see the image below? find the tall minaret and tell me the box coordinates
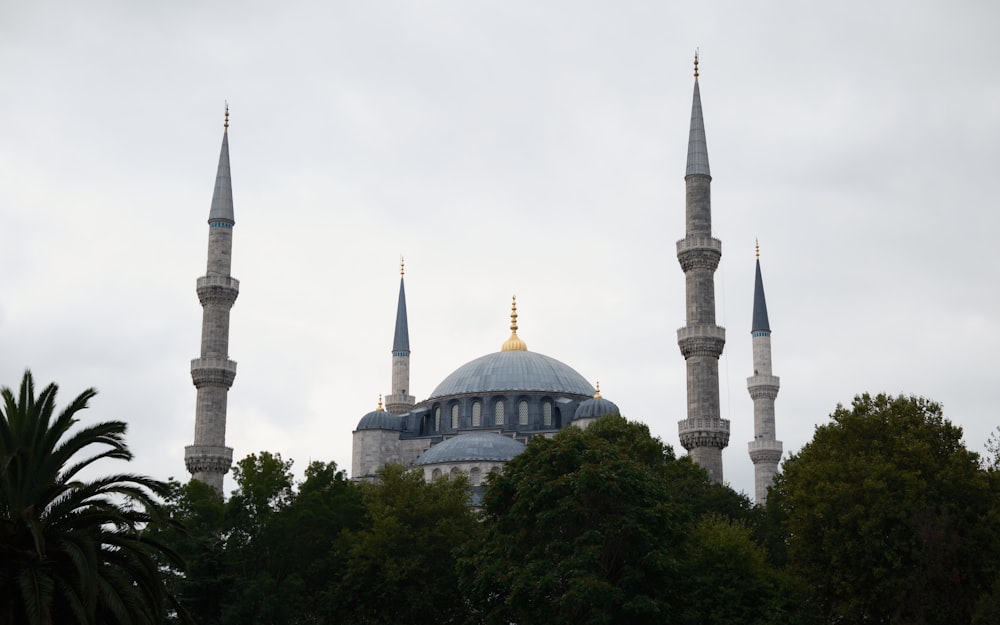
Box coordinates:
[676,54,730,483]
[185,106,238,493]
[747,242,782,504]
[385,257,415,415]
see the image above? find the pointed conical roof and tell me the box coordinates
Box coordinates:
[752,258,771,333]
[686,73,711,178]
[208,115,235,224]
[392,272,410,353]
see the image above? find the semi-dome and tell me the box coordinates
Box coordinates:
[428,350,595,399]
[415,432,526,465]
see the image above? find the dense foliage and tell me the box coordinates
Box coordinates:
[769,393,1000,625]
[10,371,996,624]
[459,416,790,625]
[0,371,182,625]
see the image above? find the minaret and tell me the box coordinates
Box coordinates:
[185,105,238,493]
[676,53,730,482]
[385,257,415,414]
[747,242,782,504]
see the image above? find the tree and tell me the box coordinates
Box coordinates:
[156,455,364,625]
[0,370,183,625]
[460,415,775,625]
[335,464,480,625]
[770,393,998,624]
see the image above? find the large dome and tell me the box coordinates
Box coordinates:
[427,350,595,399]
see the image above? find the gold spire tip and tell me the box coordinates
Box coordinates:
[755,239,760,260]
[224,101,229,130]
[400,256,405,276]
[694,48,699,78]
[377,394,384,411]
[501,295,527,351]
[594,381,602,398]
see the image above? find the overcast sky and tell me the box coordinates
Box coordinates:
[2,1,998,498]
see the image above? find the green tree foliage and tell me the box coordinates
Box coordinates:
[0,371,183,625]
[158,454,364,625]
[461,415,785,625]
[770,393,998,624]
[335,464,481,625]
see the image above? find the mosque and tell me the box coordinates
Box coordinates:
[183,58,784,505]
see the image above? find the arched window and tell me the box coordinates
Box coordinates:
[469,467,482,486]
[434,407,441,431]
[451,404,459,429]
[543,401,552,427]
[472,401,482,426]
[450,467,461,479]
[518,400,529,425]
[489,466,501,474]
[494,400,505,425]
[431,468,442,480]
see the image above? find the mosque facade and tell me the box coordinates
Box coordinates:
[185,61,783,503]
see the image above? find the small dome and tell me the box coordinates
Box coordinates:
[573,396,620,421]
[355,410,404,431]
[415,432,525,465]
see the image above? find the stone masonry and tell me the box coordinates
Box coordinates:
[677,59,730,483]
[185,111,237,492]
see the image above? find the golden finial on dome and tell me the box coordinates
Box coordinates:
[594,382,602,399]
[377,394,384,411]
[755,238,760,260]
[694,49,699,79]
[400,255,405,276]
[224,101,229,130]
[501,295,528,351]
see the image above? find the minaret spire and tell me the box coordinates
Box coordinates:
[386,257,415,414]
[747,243,782,504]
[186,106,239,492]
[676,58,730,482]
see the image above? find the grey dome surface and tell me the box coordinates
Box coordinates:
[355,410,404,431]
[428,350,594,399]
[415,432,526,465]
[573,396,621,421]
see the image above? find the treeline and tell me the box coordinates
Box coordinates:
[4,371,999,625]
[156,394,1000,625]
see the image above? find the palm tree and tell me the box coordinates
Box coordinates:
[0,370,184,625]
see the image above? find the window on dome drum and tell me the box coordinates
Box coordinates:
[469,467,482,486]
[543,401,552,426]
[494,400,505,425]
[472,401,482,426]
[450,467,461,479]
[518,400,528,425]
[434,407,441,431]
[451,404,459,429]
[432,468,442,480]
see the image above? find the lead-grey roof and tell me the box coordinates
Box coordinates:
[208,130,235,224]
[427,350,595,399]
[415,432,525,465]
[573,396,621,421]
[752,258,771,333]
[686,78,711,178]
[392,276,409,352]
[355,410,404,431]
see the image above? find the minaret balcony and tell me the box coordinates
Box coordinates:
[678,417,731,450]
[676,325,726,359]
[676,236,722,255]
[190,358,238,388]
[747,375,781,389]
[748,439,783,464]
[197,275,240,290]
